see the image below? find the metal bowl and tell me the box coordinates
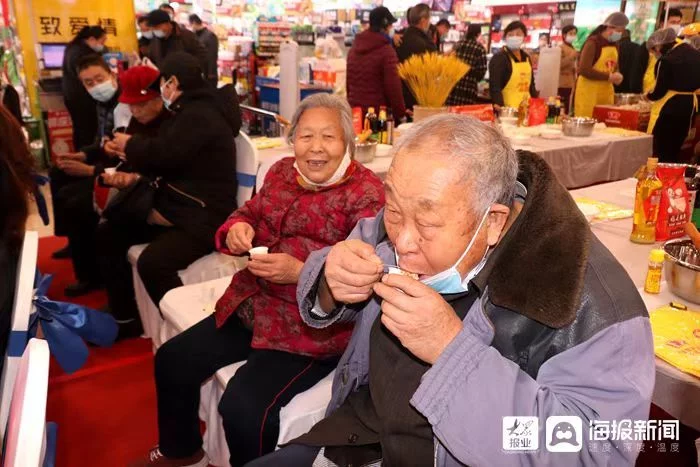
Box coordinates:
[614,93,642,106]
[500,107,518,118]
[354,140,378,164]
[663,239,700,304]
[561,117,596,137]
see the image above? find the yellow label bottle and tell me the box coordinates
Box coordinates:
[631,157,663,244]
[644,249,665,294]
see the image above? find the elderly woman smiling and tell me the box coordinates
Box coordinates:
[131,93,385,467]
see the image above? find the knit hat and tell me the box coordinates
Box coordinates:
[118,66,161,104]
[159,51,205,90]
[147,9,170,27]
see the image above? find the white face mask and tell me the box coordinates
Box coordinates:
[90,43,105,53]
[565,34,576,44]
[506,36,524,50]
[153,29,166,39]
[160,78,175,110]
[293,149,352,188]
[142,30,154,40]
[670,24,682,34]
[417,209,490,294]
[88,80,117,103]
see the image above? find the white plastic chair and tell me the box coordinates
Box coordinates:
[0,230,39,441]
[2,338,50,467]
[128,133,258,348]
[160,278,334,467]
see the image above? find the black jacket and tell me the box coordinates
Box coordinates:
[396,27,437,109]
[124,84,241,245]
[615,37,644,93]
[648,43,700,118]
[61,41,97,110]
[488,47,538,107]
[195,28,219,80]
[147,23,208,76]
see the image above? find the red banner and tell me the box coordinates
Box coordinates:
[46,110,74,162]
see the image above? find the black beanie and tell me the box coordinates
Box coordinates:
[159,52,205,91]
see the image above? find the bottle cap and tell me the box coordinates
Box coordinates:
[649,249,666,263]
[647,157,659,169]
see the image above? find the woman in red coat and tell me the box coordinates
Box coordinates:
[133,94,385,467]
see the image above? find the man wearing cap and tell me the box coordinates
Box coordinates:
[146,9,207,76]
[644,27,700,163]
[346,6,406,121]
[99,52,241,339]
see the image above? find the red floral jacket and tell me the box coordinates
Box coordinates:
[214,157,385,358]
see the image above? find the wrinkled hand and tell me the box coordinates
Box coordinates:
[324,240,383,304]
[373,273,463,365]
[111,133,132,152]
[58,151,87,162]
[225,222,255,254]
[247,253,303,284]
[102,171,140,189]
[104,139,126,159]
[609,72,624,86]
[56,159,94,177]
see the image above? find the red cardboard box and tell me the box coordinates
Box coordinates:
[448,104,495,122]
[592,105,650,132]
[46,110,74,163]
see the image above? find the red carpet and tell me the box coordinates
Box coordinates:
[40,236,158,466]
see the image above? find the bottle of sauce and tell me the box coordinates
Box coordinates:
[631,157,663,244]
[517,95,529,127]
[643,249,665,294]
[385,108,394,145]
[364,107,377,135]
[378,106,387,144]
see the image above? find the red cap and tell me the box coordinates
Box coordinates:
[118,66,160,104]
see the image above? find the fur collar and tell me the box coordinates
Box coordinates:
[486,150,591,328]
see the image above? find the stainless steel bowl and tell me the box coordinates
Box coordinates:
[500,107,518,118]
[561,117,596,137]
[354,140,378,164]
[614,93,643,106]
[663,239,700,304]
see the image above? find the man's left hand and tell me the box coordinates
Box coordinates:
[56,159,95,177]
[247,253,304,285]
[373,273,463,365]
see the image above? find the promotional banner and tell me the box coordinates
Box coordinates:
[31,0,137,52]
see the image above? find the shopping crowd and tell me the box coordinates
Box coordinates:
[6,2,700,466]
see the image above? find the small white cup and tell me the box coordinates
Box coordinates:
[104,167,117,175]
[249,246,269,256]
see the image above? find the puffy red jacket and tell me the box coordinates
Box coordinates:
[213,157,385,358]
[346,30,406,120]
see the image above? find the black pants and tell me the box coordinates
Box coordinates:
[95,221,212,323]
[155,314,337,466]
[244,444,320,466]
[64,97,97,151]
[653,105,696,164]
[50,166,93,237]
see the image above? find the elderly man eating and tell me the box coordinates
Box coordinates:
[247,114,655,467]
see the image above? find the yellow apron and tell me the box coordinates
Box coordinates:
[501,49,532,109]
[647,41,700,134]
[642,52,658,94]
[574,44,618,117]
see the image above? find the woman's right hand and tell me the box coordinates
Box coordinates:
[104,140,126,159]
[608,72,624,86]
[226,222,255,255]
[102,172,140,189]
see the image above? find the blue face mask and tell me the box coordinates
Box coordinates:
[417,209,490,294]
[506,36,524,50]
[608,31,622,42]
[386,27,395,39]
[160,79,174,110]
[88,80,117,103]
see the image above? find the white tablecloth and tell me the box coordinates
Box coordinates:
[254,130,652,191]
[571,179,700,431]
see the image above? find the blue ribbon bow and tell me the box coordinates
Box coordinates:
[29,272,118,374]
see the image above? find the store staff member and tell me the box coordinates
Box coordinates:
[642,9,684,94]
[488,21,537,111]
[644,28,700,163]
[573,12,628,118]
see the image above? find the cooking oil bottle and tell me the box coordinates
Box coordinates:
[631,157,663,244]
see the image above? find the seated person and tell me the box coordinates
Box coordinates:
[130,93,385,467]
[50,54,123,297]
[249,114,655,467]
[101,52,240,339]
[97,65,171,208]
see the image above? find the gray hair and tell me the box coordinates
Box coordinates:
[409,3,431,26]
[392,114,519,212]
[286,93,356,156]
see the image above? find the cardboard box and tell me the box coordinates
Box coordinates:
[593,105,650,132]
